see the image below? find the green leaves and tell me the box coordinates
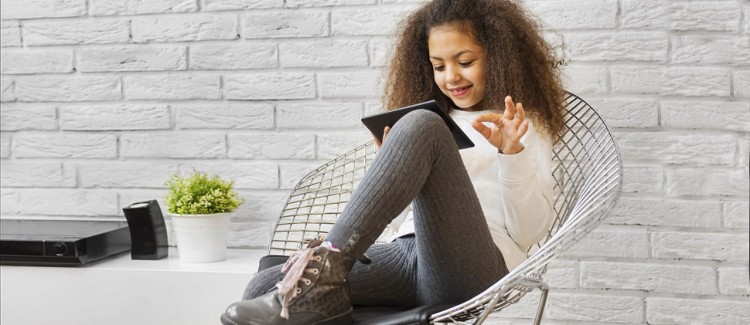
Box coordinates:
[164,171,244,215]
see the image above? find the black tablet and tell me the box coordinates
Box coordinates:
[361,100,475,150]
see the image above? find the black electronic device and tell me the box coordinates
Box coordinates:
[122,200,169,260]
[0,219,130,266]
[361,100,475,150]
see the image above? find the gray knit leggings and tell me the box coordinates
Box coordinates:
[243,110,508,307]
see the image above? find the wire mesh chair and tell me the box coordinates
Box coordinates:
[266,92,622,324]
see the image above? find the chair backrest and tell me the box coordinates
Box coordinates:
[267,92,622,323]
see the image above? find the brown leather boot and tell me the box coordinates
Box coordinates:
[220,245,354,325]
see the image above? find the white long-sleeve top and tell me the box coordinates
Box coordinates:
[381,109,556,271]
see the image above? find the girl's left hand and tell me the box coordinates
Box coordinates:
[471,95,529,155]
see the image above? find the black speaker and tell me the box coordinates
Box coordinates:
[123,200,169,260]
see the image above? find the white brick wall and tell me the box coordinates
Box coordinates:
[0,0,747,323]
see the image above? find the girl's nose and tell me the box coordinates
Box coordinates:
[446,67,461,84]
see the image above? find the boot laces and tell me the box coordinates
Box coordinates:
[276,242,340,319]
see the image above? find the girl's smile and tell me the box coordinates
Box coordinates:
[428,23,487,111]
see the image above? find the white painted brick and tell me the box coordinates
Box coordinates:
[545,260,578,289]
[610,66,730,96]
[132,14,237,43]
[0,48,74,74]
[331,6,416,36]
[734,70,750,98]
[561,228,649,259]
[581,261,717,295]
[370,38,394,67]
[176,102,274,129]
[647,297,750,325]
[652,231,749,262]
[364,101,382,116]
[0,0,85,19]
[77,45,186,72]
[78,161,179,188]
[279,162,320,189]
[724,201,749,229]
[500,292,644,323]
[526,0,618,30]
[0,104,57,131]
[13,134,117,158]
[622,165,663,194]
[611,66,731,97]
[585,99,658,128]
[718,267,750,295]
[280,40,368,68]
[1,135,10,158]
[0,161,75,187]
[10,189,118,216]
[672,35,750,65]
[234,190,289,222]
[562,65,607,94]
[121,133,225,158]
[319,71,382,98]
[124,75,220,100]
[565,32,667,62]
[22,18,129,46]
[277,102,362,129]
[228,133,315,159]
[225,73,315,100]
[666,168,749,197]
[241,11,329,39]
[0,77,14,102]
[614,131,736,166]
[317,132,370,159]
[228,221,272,248]
[610,197,721,228]
[89,0,198,16]
[205,0,283,11]
[15,76,121,102]
[60,104,171,131]
[1,189,21,214]
[662,101,750,132]
[745,5,750,33]
[669,1,742,32]
[190,42,277,70]
[286,0,375,7]
[620,0,669,29]
[178,161,278,190]
[0,21,21,47]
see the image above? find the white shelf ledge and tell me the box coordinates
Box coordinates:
[0,248,266,325]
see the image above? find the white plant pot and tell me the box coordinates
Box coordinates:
[169,212,231,263]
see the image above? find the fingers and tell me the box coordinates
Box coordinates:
[504,96,516,120]
[471,119,492,139]
[373,126,390,149]
[516,120,529,140]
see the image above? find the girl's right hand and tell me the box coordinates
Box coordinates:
[373,126,390,149]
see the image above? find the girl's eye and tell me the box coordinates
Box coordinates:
[459,61,474,67]
[433,66,445,72]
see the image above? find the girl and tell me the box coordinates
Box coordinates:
[222,0,565,324]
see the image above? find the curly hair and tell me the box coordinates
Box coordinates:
[383,0,566,139]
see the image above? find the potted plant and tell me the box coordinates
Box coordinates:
[164,171,243,263]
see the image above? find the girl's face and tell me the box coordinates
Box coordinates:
[428,24,486,111]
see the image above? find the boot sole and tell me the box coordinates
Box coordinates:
[313,308,352,325]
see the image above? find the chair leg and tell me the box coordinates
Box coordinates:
[533,287,549,325]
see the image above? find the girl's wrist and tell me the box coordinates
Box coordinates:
[499,143,524,155]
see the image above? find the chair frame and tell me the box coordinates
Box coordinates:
[267,92,622,324]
